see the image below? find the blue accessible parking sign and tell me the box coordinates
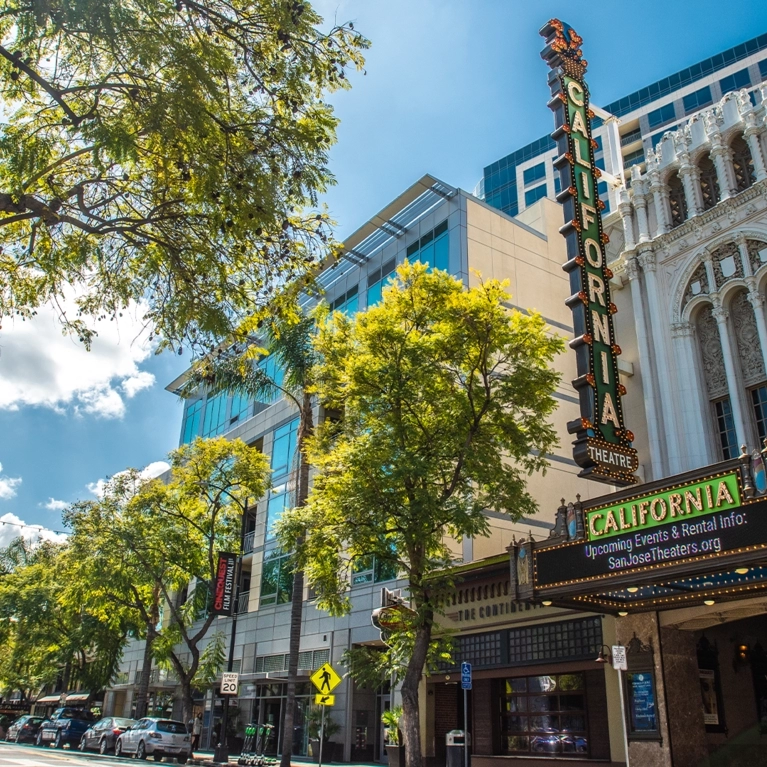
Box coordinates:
[461,661,472,690]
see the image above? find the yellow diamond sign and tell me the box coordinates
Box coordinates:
[310,662,341,694]
[314,693,335,706]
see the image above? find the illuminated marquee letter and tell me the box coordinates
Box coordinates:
[541,19,637,486]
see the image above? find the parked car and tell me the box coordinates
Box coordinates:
[36,707,97,748]
[115,717,191,763]
[5,715,44,743]
[78,716,136,754]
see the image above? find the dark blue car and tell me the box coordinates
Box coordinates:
[36,707,97,749]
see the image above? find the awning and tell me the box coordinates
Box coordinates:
[65,693,90,703]
[35,695,62,704]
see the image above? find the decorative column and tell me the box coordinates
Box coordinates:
[638,245,682,474]
[618,187,636,251]
[625,255,665,477]
[670,321,713,469]
[632,178,651,243]
[707,123,738,200]
[711,297,748,447]
[675,132,704,217]
[743,116,767,183]
[649,171,671,235]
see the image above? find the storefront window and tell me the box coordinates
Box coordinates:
[502,673,589,757]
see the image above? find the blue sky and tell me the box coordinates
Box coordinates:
[2,0,767,542]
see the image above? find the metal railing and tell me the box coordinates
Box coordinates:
[243,531,256,554]
[236,591,251,615]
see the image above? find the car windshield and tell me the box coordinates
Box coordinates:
[156,720,186,734]
[114,718,135,727]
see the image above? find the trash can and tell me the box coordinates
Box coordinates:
[446,730,470,767]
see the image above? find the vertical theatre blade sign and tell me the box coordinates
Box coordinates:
[213,551,237,616]
[540,20,638,486]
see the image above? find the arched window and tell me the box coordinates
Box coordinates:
[695,305,737,459]
[667,172,687,227]
[698,154,720,210]
[731,135,756,192]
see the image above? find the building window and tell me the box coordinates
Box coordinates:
[258,353,284,404]
[683,86,713,115]
[760,59,767,80]
[352,554,397,585]
[623,148,645,169]
[331,284,359,316]
[667,173,688,227]
[730,136,756,192]
[597,181,610,214]
[620,127,643,147]
[271,418,299,479]
[367,258,396,307]
[523,162,546,186]
[714,398,738,459]
[502,673,588,757]
[266,483,289,540]
[260,550,293,606]
[698,156,720,210]
[202,394,228,437]
[647,103,676,131]
[719,68,751,96]
[524,184,547,207]
[752,385,767,442]
[229,392,251,425]
[182,399,203,444]
[406,220,449,272]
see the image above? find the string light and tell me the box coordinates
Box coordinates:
[0,519,68,536]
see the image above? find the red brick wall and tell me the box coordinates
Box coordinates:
[434,684,459,766]
[471,679,494,755]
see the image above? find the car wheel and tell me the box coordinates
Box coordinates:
[153,755,162,762]
[136,740,147,760]
[78,736,86,751]
[99,737,109,755]
[54,731,63,749]
[177,757,188,765]
[115,738,124,757]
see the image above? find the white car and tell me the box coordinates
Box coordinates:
[114,717,190,763]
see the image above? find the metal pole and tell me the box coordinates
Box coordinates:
[214,502,248,764]
[463,687,468,767]
[318,704,326,767]
[616,670,630,767]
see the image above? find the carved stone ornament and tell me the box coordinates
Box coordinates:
[747,239,767,275]
[731,291,765,386]
[696,304,729,399]
[683,262,710,310]
[516,544,530,586]
[712,242,744,284]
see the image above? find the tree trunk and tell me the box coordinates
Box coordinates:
[133,628,156,719]
[280,393,313,767]
[400,615,433,767]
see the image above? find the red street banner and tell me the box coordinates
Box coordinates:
[213,552,237,616]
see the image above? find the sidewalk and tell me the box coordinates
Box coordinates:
[189,755,379,767]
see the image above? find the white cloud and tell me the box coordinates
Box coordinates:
[0,290,156,419]
[0,512,67,548]
[43,498,68,511]
[87,460,171,499]
[0,463,22,500]
[122,370,156,398]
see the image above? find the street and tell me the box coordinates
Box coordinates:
[0,742,166,766]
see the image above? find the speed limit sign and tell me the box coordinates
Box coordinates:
[221,672,239,696]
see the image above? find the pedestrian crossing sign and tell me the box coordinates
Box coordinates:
[310,662,342,694]
[314,694,335,706]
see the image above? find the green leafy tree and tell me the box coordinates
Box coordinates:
[0,538,127,701]
[127,436,270,722]
[184,305,316,767]
[0,0,368,348]
[278,262,564,767]
[65,471,172,719]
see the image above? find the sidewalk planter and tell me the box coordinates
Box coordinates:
[385,744,403,767]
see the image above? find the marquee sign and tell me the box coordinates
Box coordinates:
[540,19,638,486]
[534,469,767,589]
